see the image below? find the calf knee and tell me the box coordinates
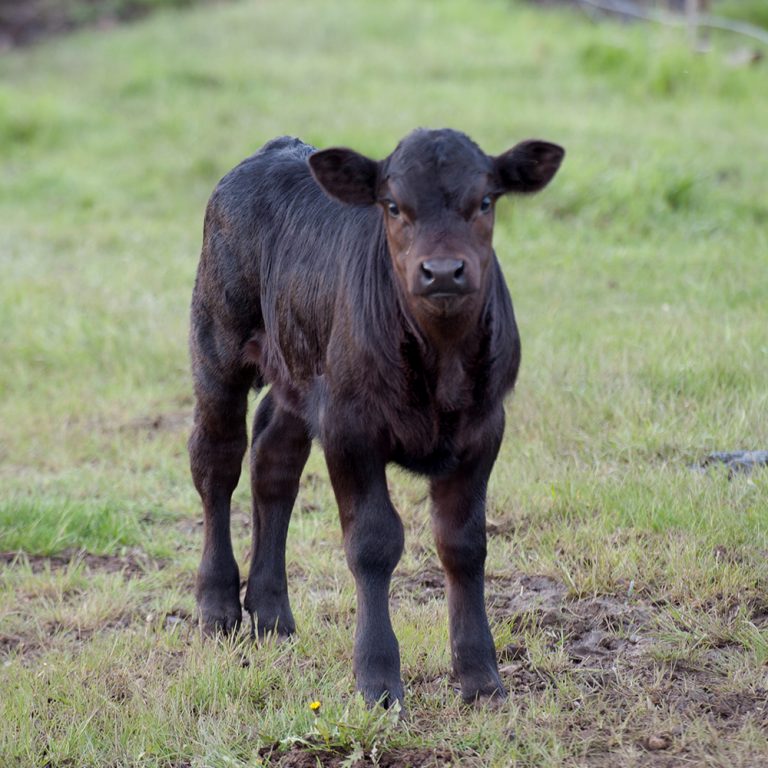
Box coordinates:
[189,426,247,497]
[252,453,301,504]
[434,520,486,579]
[252,437,310,505]
[345,508,404,580]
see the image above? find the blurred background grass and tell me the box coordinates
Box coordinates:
[1,0,766,551]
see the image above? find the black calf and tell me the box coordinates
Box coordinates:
[189,128,564,705]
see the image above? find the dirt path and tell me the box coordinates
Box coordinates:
[0,0,220,48]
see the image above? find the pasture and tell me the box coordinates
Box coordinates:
[1,0,767,765]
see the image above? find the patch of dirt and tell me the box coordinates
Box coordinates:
[118,410,192,435]
[1,606,194,660]
[488,572,568,619]
[391,564,768,744]
[0,613,137,659]
[1,550,185,660]
[0,0,224,49]
[0,547,165,577]
[463,568,768,763]
[497,586,650,666]
[395,566,650,670]
[750,603,768,628]
[392,565,654,700]
[0,633,34,656]
[573,659,768,766]
[391,564,445,605]
[485,515,528,539]
[636,660,768,727]
[260,744,474,768]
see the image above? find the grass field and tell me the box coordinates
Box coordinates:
[1,0,767,765]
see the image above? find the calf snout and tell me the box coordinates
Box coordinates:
[414,258,471,297]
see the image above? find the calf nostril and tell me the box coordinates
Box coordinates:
[416,259,468,295]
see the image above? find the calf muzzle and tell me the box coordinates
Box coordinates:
[414,258,473,297]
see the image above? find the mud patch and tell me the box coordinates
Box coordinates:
[636,660,768,727]
[1,606,194,661]
[0,0,225,48]
[391,564,445,605]
[259,744,474,767]
[477,570,768,761]
[118,410,192,436]
[0,614,137,659]
[577,661,768,765]
[0,633,33,656]
[1,550,177,660]
[496,586,649,665]
[489,573,650,664]
[488,573,567,619]
[395,567,650,664]
[392,565,654,700]
[0,547,165,577]
[490,575,653,699]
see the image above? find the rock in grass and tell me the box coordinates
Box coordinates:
[695,451,768,475]
[645,734,671,751]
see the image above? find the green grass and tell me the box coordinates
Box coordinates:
[1,0,767,765]
[0,496,145,554]
[717,0,768,30]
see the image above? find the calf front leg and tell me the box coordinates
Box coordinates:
[431,437,506,703]
[325,447,404,708]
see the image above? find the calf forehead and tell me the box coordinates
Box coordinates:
[385,129,492,209]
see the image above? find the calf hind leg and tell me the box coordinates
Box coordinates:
[189,371,251,635]
[244,392,311,638]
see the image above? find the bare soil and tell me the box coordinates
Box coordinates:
[0,0,219,48]
[259,744,473,768]
[0,547,165,576]
[392,562,768,763]
[0,549,179,658]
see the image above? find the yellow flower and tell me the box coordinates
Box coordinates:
[309,700,321,712]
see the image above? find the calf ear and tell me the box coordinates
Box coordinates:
[309,148,378,205]
[494,140,565,194]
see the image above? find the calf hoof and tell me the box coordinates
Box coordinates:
[357,677,405,710]
[244,585,296,640]
[460,674,507,706]
[247,610,296,641]
[463,686,507,709]
[198,592,242,635]
[196,569,242,635]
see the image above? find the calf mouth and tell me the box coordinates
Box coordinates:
[418,292,474,318]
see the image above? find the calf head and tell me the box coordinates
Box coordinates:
[309,128,564,338]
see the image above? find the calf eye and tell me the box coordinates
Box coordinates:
[480,195,492,214]
[387,201,400,218]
